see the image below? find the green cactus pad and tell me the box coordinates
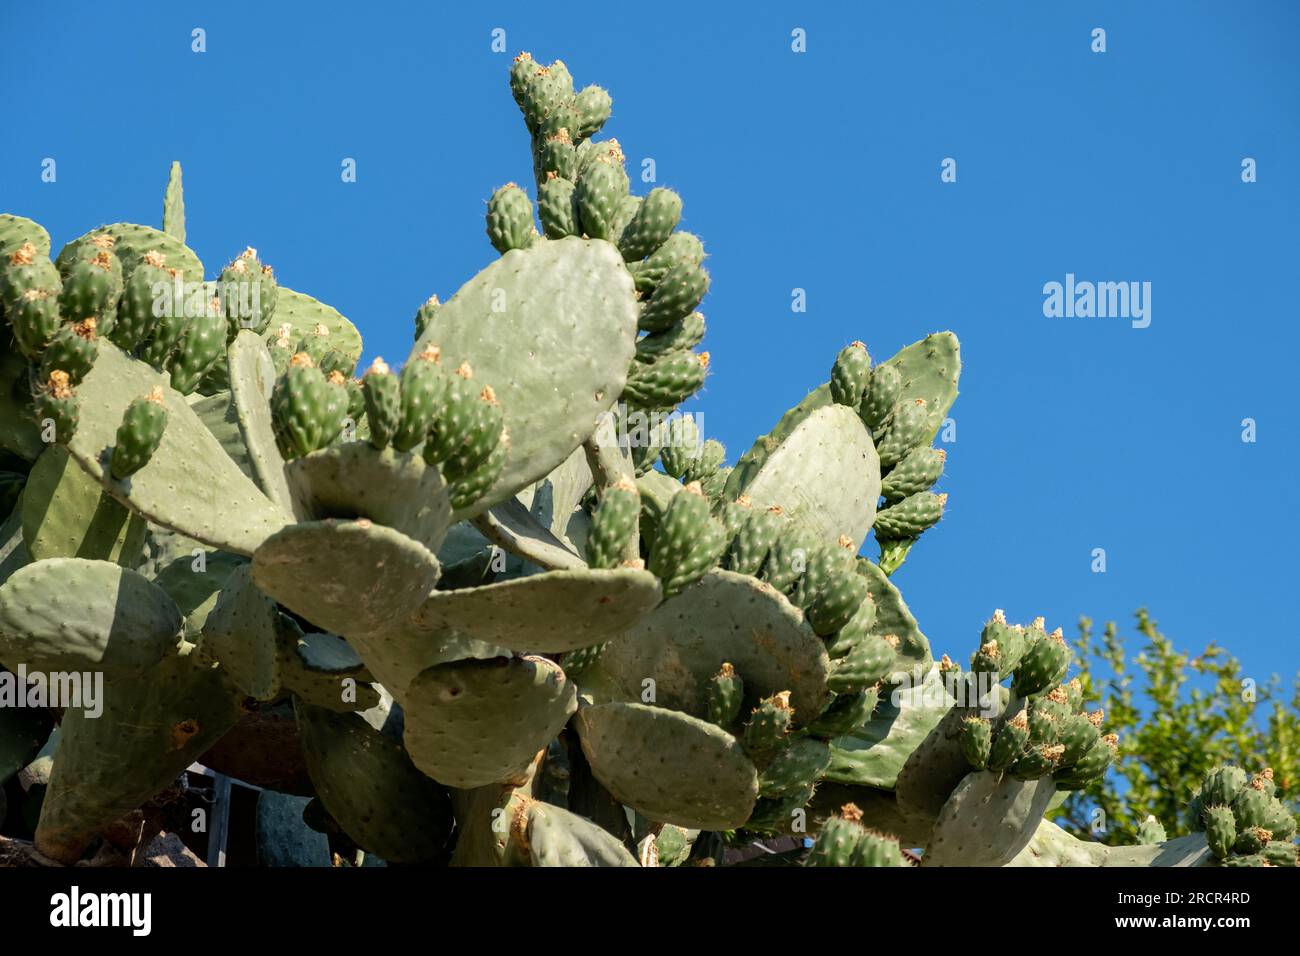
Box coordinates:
[402,655,577,788]
[733,404,880,550]
[265,286,362,368]
[413,566,661,654]
[295,694,455,864]
[252,519,441,637]
[228,331,295,513]
[1008,818,1212,868]
[823,674,953,788]
[20,445,147,563]
[34,645,243,864]
[472,497,585,571]
[73,223,204,287]
[574,701,759,830]
[521,798,639,866]
[0,558,181,678]
[854,559,933,681]
[923,770,1065,867]
[286,442,452,554]
[600,569,831,722]
[197,563,285,700]
[411,237,637,517]
[64,341,292,555]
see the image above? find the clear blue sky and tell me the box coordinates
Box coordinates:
[3,2,1297,686]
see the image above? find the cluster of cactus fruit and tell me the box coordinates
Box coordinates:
[0,56,1293,868]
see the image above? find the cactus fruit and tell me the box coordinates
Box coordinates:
[58,240,123,332]
[959,716,993,770]
[623,349,708,410]
[806,804,908,867]
[109,387,167,479]
[392,346,447,453]
[586,478,640,569]
[806,567,870,637]
[706,662,744,728]
[829,342,872,407]
[742,692,794,755]
[40,319,99,386]
[758,738,831,798]
[858,362,902,429]
[805,685,879,737]
[638,262,710,334]
[725,504,786,576]
[271,353,347,459]
[1203,804,1237,859]
[873,490,946,540]
[874,398,929,468]
[486,183,537,253]
[881,445,946,503]
[827,633,896,693]
[361,358,400,449]
[618,187,682,262]
[635,310,706,363]
[646,482,726,597]
[218,247,277,335]
[34,371,79,444]
[1011,627,1072,698]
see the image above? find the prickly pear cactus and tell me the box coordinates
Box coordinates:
[0,54,1290,873]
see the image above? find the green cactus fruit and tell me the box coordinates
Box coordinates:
[638,262,710,334]
[109,387,168,480]
[806,685,879,737]
[850,830,908,868]
[359,358,401,449]
[538,130,578,181]
[573,84,613,139]
[561,641,607,678]
[806,568,871,637]
[1011,626,1072,698]
[647,481,726,597]
[1230,778,1274,831]
[1233,825,1272,855]
[486,183,538,254]
[114,255,173,352]
[40,318,99,386]
[761,520,821,592]
[413,294,440,342]
[575,160,626,241]
[1135,815,1168,844]
[623,349,708,410]
[509,51,540,116]
[58,239,123,331]
[742,691,794,755]
[33,371,79,445]
[827,633,897,694]
[829,342,872,407]
[1053,733,1117,790]
[448,430,509,511]
[959,716,993,770]
[658,415,701,479]
[630,231,706,295]
[586,477,641,570]
[218,247,278,336]
[874,398,929,468]
[1010,742,1066,780]
[789,536,857,609]
[635,311,706,364]
[518,60,573,130]
[166,311,226,394]
[1218,854,1268,868]
[1200,765,1249,808]
[343,376,364,421]
[823,594,878,659]
[391,345,448,453]
[1027,707,1060,746]
[681,439,724,487]
[717,495,752,543]
[726,504,786,577]
[618,187,682,262]
[874,491,947,542]
[805,804,866,867]
[881,445,946,503]
[1,242,63,357]
[610,195,641,245]
[1034,685,1073,720]
[271,353,345,460]
[759,738,831,798]
[987,709,1031,773]
[858,362,902,430]
[1202,804,1237,859]
[1056,710,1102,767]
[969,609,1029,678]
[440,383,506,483]
[538,175,579,238]
[746,784,816,837]
[1250,766,1278,798]
[706,662,745,729]
[422,362,479,463]
[1261,841,1298,867]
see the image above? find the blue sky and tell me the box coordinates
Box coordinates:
[3,2,1297,687]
